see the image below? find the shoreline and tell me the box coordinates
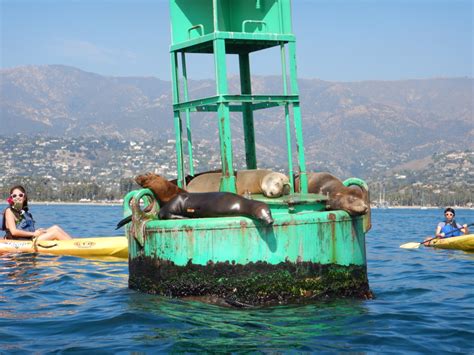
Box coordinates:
[30,201,123,206]
[372,205,473,210]
[26,201,473,210]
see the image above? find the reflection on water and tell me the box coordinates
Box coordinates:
[125,294,370,352]
[2,253,62,286]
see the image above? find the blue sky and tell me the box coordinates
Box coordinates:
[1,0,472,81]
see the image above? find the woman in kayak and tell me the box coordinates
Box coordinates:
[435,207,469,238]
[2,185,72,241]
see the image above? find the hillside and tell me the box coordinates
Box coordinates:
[0,135,471,205]
[1,65,473,179]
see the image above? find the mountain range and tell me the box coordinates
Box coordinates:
[1,65,472,177]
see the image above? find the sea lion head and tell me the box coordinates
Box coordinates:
[261,172,290,198]
[135,172,186,203]
[329,192,368,216]
[254,202,274,225]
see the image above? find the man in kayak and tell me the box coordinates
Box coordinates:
[435,207,469,238]
[2,185,72,241]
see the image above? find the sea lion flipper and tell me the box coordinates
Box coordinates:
[116,215,132,229]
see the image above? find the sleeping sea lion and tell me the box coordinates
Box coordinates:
[158,192,274,225]
[116,173,187,229]
[169,169,223,187]
[295,172,368,216]
[187,169,290,198]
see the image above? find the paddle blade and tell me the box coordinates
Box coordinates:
[400,242,422,249]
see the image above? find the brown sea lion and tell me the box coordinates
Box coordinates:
[169,169,223,187]
[295,172,369,216]
[187,169,290,198]
[116,173,187,229]
[158,192,274,225]
[135,172,186,204]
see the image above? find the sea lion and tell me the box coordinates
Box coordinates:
[186,169,290,198]
[295,172,369,216]
[158,192,274,225]
[169,169,223,187]
[116,173,187,229]
[135,172,186,204]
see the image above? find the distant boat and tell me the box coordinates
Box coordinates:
[420,192,427,209]
[377,187,390,209]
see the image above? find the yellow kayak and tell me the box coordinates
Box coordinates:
[0,236,128,259]
[426,234,474,252]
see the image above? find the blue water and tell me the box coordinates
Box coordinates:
[1,206,473,353]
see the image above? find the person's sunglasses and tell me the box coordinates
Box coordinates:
[445,213,453,216]
[11,193,24,198]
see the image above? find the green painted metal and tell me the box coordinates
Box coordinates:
[287,41,308,193]
[125,187,371,305]
[213,37,237,192]
[125,0,372,305]
[180,52,194,176]
[170,32,296,54]
[173,95,299,111]
[169,0,305,192]
[125,189,366,267]
[239,53,257,169]
[170,52,185,188]
[169,0,293,45]
[280,43,294,192]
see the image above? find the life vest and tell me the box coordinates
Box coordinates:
[440,221,462,237]
[16,209,36,232]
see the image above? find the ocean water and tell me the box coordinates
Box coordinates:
[1,205,473,353]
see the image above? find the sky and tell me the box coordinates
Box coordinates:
[1,0,472,81]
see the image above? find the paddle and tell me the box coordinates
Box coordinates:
[400,223,473,249]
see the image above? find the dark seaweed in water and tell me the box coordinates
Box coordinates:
[129,257,371,307]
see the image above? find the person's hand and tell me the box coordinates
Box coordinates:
[33,229,46,238]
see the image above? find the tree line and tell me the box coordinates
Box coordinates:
[1,176,137,202]
[374,186,473,207]
[2,176,472,207]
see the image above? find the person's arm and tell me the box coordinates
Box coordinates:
[435,223,445,238]
[5,209,42,238]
